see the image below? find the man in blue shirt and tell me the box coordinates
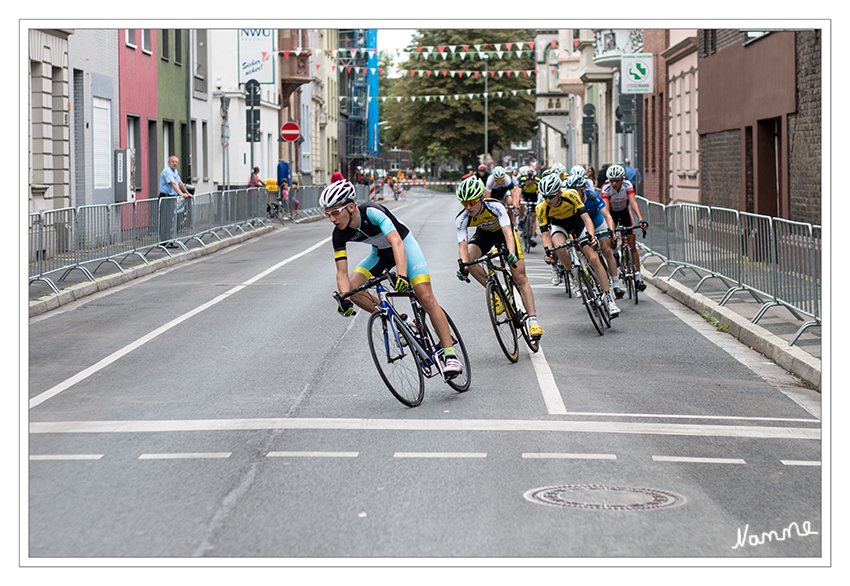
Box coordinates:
[624,158,642,186]
[158,155,191,247]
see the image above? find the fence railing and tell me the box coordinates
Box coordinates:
[29,184,371,297]
[635,196,821,346]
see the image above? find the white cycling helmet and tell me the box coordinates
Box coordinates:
[492,166,506,179]
[319,179,356,210]
[607,165,626,180]
[538,173,563,197]
[570,165,586,177]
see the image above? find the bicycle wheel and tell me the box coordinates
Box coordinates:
[562,264,572,297]
[619,247,634,301]
[486,280,519,363]
[577,268,605,335]
[624,247,638,304]
[428,310,471,392]
[367,312,425,407]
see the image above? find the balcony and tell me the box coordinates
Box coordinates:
[592,29,643,69]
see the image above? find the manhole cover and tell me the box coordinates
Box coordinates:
[524,484,685,511]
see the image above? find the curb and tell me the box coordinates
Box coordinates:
[644,273,821,392]
[29,225,275,318]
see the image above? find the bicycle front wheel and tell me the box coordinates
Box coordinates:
[434,310,472,392]
[578,269,605,335]
[486,281,519,363]
[367,312,425,407]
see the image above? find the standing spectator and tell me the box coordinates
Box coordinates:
[597,164,610,190]
[331,171,344,183]
[624,158,642,186]
[290,180,300,213]
[279,179,289,218]
[586,166,597,184]
[158,155,191,248]
[249,166,261,188]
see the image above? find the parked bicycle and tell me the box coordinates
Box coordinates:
[546,235,611,335]
[459,243,540,363]
[613,223,648,305]
[334,271,471,407]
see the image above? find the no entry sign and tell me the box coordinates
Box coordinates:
[280,121,300,142]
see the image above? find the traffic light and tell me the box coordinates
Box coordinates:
[582,116,596,144]
[619,93,636,125]
[246,108,260,142]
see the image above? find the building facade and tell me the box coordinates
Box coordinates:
[662,29,699,205]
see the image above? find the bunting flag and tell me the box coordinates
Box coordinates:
[333,38,566,60]
[347,88,535,104]
[395,68,538,77]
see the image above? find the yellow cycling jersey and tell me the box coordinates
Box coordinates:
[455,198,512,243]
[535,189,587,233]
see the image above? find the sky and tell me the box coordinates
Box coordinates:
[377,29,417,53]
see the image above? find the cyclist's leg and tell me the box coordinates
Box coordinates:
[403,235,455,353]
[465,233,492,287]
[350,249,391,311]
[550,228,571,270]
[506,229,537,318]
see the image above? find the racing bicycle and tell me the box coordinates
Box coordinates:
[334,272,471,407]
[613,223,648,305]
[459,244,540,363]
[546,235,611,335]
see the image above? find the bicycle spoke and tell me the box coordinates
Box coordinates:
[367,312,425,407]
[486,281,518,363]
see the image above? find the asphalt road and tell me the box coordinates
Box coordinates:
[27,188,822,561]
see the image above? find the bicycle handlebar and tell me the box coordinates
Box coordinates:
[545,233,594,255]
[459,244,517,274]
[613,223,648,238]
[333,270,411,314]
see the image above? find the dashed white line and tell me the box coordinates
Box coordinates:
[138,452,232,460]
[652,456,747,464]
[266,451,359,458]
[522,453,617,460]
[393,452,487,459]
[781,460,821,467]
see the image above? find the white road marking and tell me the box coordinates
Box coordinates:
[652,456,747,464]
[138,452,232,460]
[564,411,818,424]
[781,460,821,467]
[394,452,487,458]
[529,347,568,415]
[28,237,333,409]
[29,417,820,440]
[29,454,103,460]
[522,453,616,460]
[266,451,359,458]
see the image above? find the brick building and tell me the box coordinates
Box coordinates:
[697,30,821,226]
[639,29,669,203]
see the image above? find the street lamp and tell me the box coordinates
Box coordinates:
[483,53,489,160]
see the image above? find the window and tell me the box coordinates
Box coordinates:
[127,114,142,189]
[194,29,207,94]
[161,30,170,60]
[142,29,152,53]
[126,29,136,48]
[202,121,209,180]
[175,30,182,65]
[163,121,174,168]
[93,97,112,189]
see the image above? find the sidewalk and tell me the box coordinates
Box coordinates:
[640,254,822,392]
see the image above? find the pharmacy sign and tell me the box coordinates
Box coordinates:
[621,53,653,94]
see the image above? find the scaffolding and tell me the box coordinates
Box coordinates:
[338,29,373,177]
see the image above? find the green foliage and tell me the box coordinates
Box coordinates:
[382,29,536,169]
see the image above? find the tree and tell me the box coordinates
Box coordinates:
[382,29,536,169]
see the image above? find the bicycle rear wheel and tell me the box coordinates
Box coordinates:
[486,281,519,363]
[367,312,425,406]
[587,267,611,328]
[578,269,605,335]
[619,247,634,301]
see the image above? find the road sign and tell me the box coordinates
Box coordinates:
[280,121,300,142]
[621,53,654,94]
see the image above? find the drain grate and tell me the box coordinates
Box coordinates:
[524,484,685,511]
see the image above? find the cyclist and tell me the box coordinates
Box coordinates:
[516,166,540,248]
[536,173,621,318]
[321,180,462,375]
[565,173,623,299]
[570,164,596,193]
[484,166,520,225]
[454,176,544,339]
[600,164,649,291]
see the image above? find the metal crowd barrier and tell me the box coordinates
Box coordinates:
[636,196,821,346]
[28,187,269,295]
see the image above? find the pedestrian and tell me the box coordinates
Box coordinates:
[624,158,642,185]
[586,166,597,184]
[279,179,289,218]
[158,155,192,248]
[331,171,344,183]
[249,166,261,188]
[290,180,300,212]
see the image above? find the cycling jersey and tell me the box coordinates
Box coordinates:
[484,175,517,201]
[600,179,636,212]
[581,188,609,232]
[455,198,524,259]
[455,198,512,242]
[517,176,540,203]
[332,202,430,285]
[535,189,587,236]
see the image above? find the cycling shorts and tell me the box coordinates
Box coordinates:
[468,227,525,260]
[611,208,637,235]
[353,233,431,286]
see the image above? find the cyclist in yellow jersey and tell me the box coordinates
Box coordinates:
[536,173,621,318]
[454,176,544,338]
